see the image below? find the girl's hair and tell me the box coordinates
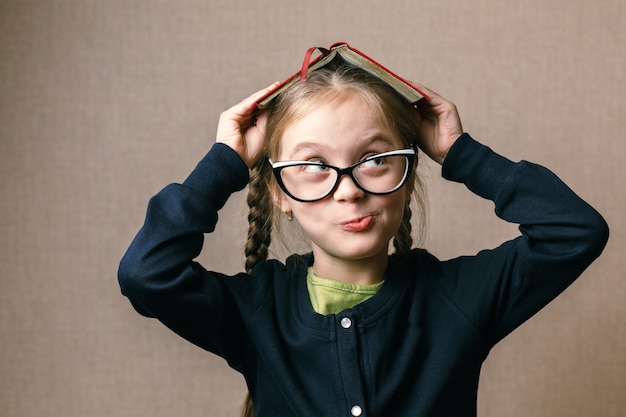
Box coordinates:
[242,64,427,416]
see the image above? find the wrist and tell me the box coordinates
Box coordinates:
[184,143,250,194]
[437,133,463,164]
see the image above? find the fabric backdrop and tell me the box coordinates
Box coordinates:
[1,1,624,416]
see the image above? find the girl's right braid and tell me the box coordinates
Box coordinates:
[245,162,273,274]
[242,163,272,417]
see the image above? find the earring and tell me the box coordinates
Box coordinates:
[286,211,294,221]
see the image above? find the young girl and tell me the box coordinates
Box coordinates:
[118,61,608,417]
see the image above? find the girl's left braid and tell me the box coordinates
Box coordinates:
[393,204,413,255]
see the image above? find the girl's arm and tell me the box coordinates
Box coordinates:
[117,143,250,356]
[117,84,277,357]
[439,134,608,346]
[411,84,608,347]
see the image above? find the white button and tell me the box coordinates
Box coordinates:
[351,405,363,416]
[340,317,352,328]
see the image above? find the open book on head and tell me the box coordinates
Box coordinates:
[254,42,429,110]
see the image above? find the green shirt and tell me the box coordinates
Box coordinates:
[306,267,384,315]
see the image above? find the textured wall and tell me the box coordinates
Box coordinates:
[1,1,624,416]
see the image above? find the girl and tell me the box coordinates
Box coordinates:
[119,62,608,416]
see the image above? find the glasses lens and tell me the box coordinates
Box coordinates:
[353,155,409,193]
[279,163,338,201]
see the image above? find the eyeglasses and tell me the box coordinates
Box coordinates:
[269,148,416,202]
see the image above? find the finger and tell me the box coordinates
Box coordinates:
[254,110,269,133]
[236,81,282,115]
[220,82,280,127]
[218,87,274,138]
[241,110,268,143]
[407,82,436,115]
[409,82,455,113]
[408,82,443,99]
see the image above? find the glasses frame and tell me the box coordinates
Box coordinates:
[269,148,416,203]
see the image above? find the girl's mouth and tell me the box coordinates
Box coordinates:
[339,215,374,232]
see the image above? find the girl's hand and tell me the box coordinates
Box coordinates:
[216,82,280,168]
[410,83,464,165]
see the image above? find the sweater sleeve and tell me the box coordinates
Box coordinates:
[117,143,252,357]
[439,134,609,348]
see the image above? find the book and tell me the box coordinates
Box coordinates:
[254,42,428,110]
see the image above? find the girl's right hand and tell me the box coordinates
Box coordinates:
[216,82,280,168]
[409,83,464,165]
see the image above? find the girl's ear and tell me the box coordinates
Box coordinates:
[267,180,293,215]
[277,194,293,215]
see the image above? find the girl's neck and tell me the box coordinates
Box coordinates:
[310,249,388,286]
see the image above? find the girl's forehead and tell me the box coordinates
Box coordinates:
[278,97,401,157]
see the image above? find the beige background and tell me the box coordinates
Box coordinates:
[1,1,624,416]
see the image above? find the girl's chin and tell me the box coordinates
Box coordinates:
[314,242,390,263]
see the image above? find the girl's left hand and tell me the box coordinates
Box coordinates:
[410,83,464,165]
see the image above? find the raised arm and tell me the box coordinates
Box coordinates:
[438,133,608,347]
[410,83,608,346]
[117,84,277,355]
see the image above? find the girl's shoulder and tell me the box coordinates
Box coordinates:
[232,253,311,291]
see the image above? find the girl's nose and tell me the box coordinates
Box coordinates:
[332,174,365,202]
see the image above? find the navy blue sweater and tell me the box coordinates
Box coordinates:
[118,134,608,417]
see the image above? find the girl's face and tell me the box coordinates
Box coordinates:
[274,96,412,279]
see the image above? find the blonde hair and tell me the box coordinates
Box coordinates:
[242,64,427,416]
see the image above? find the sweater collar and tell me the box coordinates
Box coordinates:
[286,252,409,330]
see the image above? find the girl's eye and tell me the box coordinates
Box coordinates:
[303,163,330,173]
[361,156,385,168]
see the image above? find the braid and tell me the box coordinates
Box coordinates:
[242,161,274,416]
[393,203,413,255]
[240,394,254,417]
[245,161,273,274]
